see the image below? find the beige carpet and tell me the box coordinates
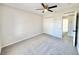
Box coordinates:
[1,34,78,55]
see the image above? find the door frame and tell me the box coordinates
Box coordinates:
[75,13,78,47]
[62,11,78,47]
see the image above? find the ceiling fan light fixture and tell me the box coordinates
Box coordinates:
[44,9,48,12]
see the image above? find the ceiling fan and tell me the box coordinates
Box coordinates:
[36,3,57,13]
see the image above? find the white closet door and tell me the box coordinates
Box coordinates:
[43,17,62,38]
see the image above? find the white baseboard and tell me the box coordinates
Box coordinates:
[2,33,43,48]
[43,33,62,39]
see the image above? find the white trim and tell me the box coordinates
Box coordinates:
[2,33,43,48]
[43,33,62,39]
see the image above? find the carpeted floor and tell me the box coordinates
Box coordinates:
[1,34,78,55]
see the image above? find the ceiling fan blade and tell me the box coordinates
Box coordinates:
[41,3,45,8]
[48,5,57,9]
[48,10,53,12]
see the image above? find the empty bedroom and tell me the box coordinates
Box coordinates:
[0,3,79,55]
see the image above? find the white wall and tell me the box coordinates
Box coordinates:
[43,16,62,38]
[63,19,68,32]
[0,5,43,47]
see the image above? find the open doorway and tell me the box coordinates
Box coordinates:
[62,11,79,47]
[62,14,74,45]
